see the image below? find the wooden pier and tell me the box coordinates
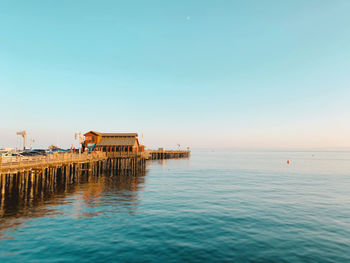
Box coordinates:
[0,149,189,190]
[0,151,149,213]
[0,149,189,176]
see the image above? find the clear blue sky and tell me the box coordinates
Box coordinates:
[1,0,350,149]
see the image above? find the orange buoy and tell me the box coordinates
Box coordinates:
[287,160,290,164]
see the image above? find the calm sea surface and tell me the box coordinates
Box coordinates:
[1,149,350,262]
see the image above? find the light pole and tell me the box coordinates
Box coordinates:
[75,132,83,154]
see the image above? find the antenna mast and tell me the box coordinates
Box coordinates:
[29,138,35,149]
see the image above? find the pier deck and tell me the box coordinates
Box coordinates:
[0,152,107,174]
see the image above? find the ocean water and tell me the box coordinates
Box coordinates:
[0,149,350,262]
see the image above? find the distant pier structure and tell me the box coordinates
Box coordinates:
[146,149,190,160]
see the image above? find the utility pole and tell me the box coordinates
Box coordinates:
[16,131,27,150]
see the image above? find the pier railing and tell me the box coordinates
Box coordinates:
[0,152,107,171]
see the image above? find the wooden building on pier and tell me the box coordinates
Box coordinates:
[84,131,144,153]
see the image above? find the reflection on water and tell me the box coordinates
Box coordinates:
[0,170,147,238]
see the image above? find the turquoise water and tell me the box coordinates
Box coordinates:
[1,149,350,262]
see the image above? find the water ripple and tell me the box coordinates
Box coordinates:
[1,150,350,262]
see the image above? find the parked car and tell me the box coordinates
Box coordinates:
[31,149,47,156]
[20,150,48,156]
[1,153,19,158]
